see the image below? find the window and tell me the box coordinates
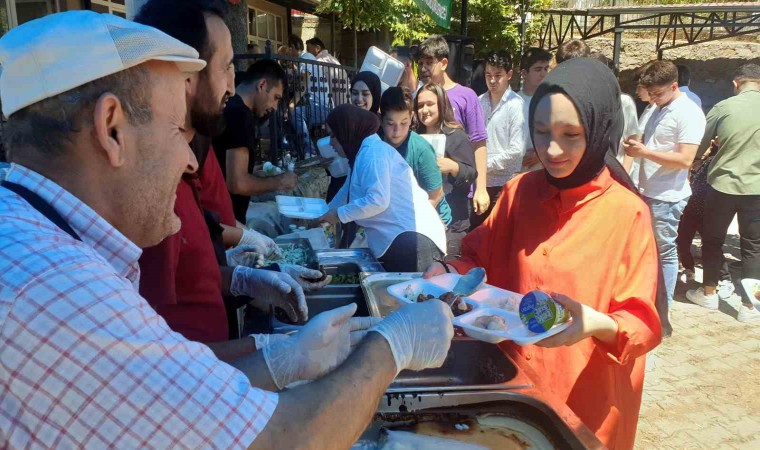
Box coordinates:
[90,0,125,17]
[247,6,283,48]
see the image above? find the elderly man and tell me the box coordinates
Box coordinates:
[0,11,453,449]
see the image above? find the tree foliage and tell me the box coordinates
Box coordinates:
[317,0,552,57]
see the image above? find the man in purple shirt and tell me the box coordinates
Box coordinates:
[418,35,489,219]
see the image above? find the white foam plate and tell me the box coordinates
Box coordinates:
[386,274,522,312]
[275,195,328,220]
[741,278,760,308]
[453,307,572,346]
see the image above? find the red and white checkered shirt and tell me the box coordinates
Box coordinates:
[0,164,278,449]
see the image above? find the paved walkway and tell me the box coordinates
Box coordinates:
[635,219,760,449]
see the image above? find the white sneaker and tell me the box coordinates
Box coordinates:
[717,280,735,300]
[737,304,760,323]
[686,287,719,310]
[681,269,696,283]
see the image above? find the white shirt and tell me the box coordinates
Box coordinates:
[618,94,640,162]
[628,103,658,186]
[0,165,277,448]
[638,94,707,202]
[299,51,330,107]
[679,86,703,109]
[479,88,526,186]
[329,134,447,257]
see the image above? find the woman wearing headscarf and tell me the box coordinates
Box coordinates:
[350,71,382,114]
[424,58,661,450]
[315,105,446,272]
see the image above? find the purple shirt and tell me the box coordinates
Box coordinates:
[446,84,488,144]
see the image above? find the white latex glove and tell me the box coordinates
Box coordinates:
[226,245,265,267]
[370,300,454,373]
[230,266,308,322]
[279,264,333,291]
[262,304,379,389]
[239,228,281,259]
[250,333,290,350]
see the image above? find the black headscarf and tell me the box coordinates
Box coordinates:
[326,104,381,166]
[529,58,637,192]
[351,71,382,114]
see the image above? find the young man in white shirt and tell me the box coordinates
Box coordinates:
[474,50,525,228]
[677,64,703,109]
[517,47,552,171]
[623,60,706,326]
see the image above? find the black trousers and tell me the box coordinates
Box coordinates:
[677,196,730,280]
[379,231,444,273]
[702,187,760,305]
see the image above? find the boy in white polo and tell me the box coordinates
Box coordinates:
[624,60,706,330]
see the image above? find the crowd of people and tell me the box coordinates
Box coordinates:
[0,0,758,448]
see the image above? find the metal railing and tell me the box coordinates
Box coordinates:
[235,41,358,163]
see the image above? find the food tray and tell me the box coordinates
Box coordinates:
[453,307,571,346]
[361,272,421,318]
[386,274,522,312]
[275,195,328,220]
[264,237,318,269]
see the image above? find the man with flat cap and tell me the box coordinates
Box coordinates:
[0,11,453,449]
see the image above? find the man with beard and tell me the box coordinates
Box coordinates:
[0,12,455,448]
[213,59,298,223]
[135,0,328,350]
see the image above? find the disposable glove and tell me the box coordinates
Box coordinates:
[261,304,380,389]
[250,333,290,350]
[370,300,454,373]
[279,264,333,291]
[226,245,265,268]
[230,266,308,322]
[238,228,281,259]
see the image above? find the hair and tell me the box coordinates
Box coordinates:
[638,60,679,88]
[676,64,691,86]
[135,0,224,62]
[380,86,413,116]
[4,66,152,158]
[734,63,760,84]
[484,51,513,72]
[555,39,590,64]
[418,35,450,60]
[589,52,616,75]
[288,34,304,52]
[305,37,325,50]
[633,61,653,85]
[239,59,287,88]
[414,82,462,133]
[520,47,553,71]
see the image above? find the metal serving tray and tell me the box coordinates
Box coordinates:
[360,272,421,318]
[315,249,384,273]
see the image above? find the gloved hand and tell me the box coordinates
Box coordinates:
[238,228,281,259]
[226,245,265,268]
[261,304,380,389]
[279,264,333,291]
[250,333,290,350]
[230,266,308,322]
[370,300,454,373]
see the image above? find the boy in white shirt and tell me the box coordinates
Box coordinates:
[517,47,552,171]
[623,60,706,326]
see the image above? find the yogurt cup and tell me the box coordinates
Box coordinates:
[519,290,569,334]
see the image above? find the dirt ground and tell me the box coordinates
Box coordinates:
[635,219,760,450]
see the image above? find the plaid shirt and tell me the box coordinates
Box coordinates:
[0,164,277,449]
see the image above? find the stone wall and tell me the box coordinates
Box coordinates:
[586,36,760,110]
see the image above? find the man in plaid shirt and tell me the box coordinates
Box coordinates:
[0,9,454,449]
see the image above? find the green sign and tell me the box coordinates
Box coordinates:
[413,0,452,29]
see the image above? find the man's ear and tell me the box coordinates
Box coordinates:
[258,78,268,92]
[92,93,129,168]
[440,57,449,71]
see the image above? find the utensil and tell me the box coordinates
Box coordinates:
[451,267,486,296]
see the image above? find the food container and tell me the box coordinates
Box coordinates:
[275,195,329,220]
[518,290,569,334]
[317,136,350,177]
[453,307,571,346]
[265,237,318,269]
[741,278,760,303]
[386,274,522,312]
[359,46,405,93]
